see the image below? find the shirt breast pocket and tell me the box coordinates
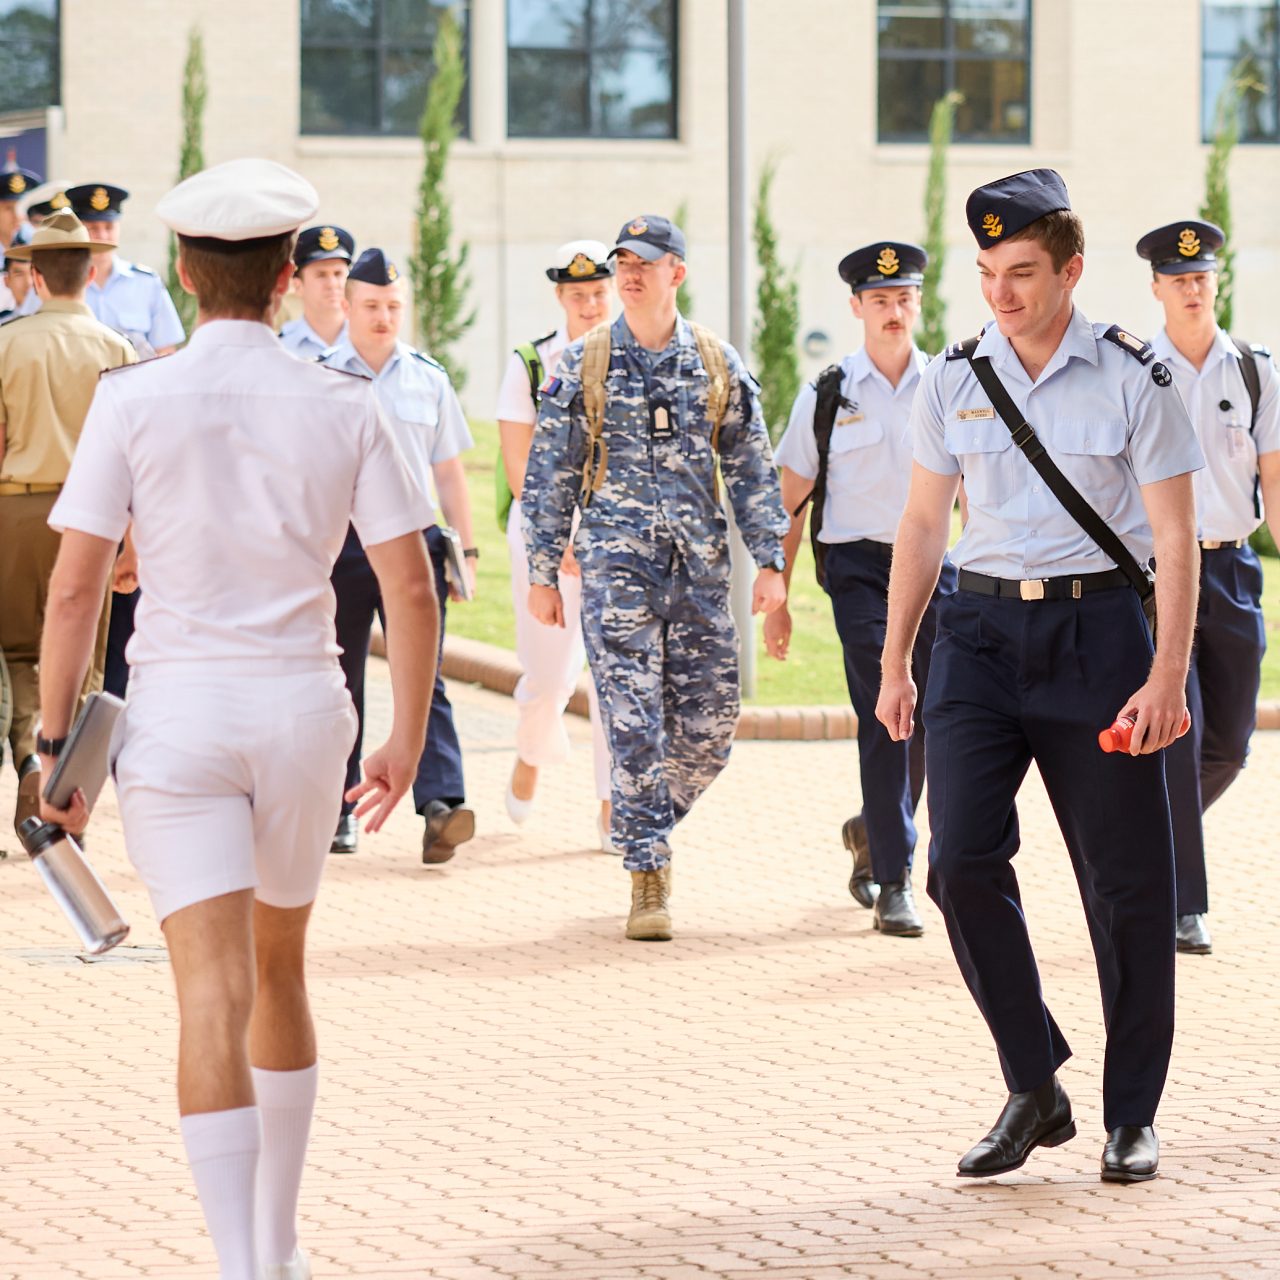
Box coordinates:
[1051,419,1128,510]
[827,418,885,484]
[944,418,1017,505]
[395,395,440,430]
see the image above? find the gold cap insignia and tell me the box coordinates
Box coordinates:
[7,173,25,195]
[90,186,111,212]
[982,212,1003,239]
[50,191,69,210]
[1178,228,1201,258]
[567,252,597,278]
[876,247,900,276]
[317,226,340,252]
[627,218,649,236]
[386,262,399,282]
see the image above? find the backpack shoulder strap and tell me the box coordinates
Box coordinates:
[688,321,731,452]
[805,363,848,589]
[578,321,614,505]
[1230,335,1262,432]
[514,341,545,406]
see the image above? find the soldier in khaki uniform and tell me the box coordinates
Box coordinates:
[0,210,136,829]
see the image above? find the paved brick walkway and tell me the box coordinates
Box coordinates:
[1,661,1278,1279]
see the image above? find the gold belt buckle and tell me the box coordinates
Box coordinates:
[1019,579,1045,601]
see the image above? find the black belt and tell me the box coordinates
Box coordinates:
[836,538,894,560]
[958,567,1131,601]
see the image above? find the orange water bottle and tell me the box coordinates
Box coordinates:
[1098,710,1192,753]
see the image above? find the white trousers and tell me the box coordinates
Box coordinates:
[508,498,611,800]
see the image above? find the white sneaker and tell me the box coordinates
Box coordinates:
[597,811,621,856]
[263,1246,311,1280]
[505,769,535,825]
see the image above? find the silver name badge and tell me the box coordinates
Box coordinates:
[957,407,996,422]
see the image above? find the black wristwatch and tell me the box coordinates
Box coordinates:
[762,552,786,573]
[463,547,479,560]
[36,731,67,757]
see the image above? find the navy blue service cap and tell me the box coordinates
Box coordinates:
[547,239,614,283]
[965,169,1071,248]
[348,247,401,286]
[609,214,686,262]
[66,183,130,222]
[0,164,42,202]
[1135,220,1224,274]
[294,223,355,268]
[838,241,928,292]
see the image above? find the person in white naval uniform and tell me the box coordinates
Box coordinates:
[278,223,353,359]
[495,239,614,850]
[36,158,439,1280]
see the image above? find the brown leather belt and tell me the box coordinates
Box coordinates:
[0,481,62,497]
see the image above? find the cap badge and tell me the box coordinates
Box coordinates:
[50,191,68,210]
[386,262,399,282]
[567,252,596,278]
[876,247,900,276]
[982,213,1003,239]
[7,174,25,195]
[627,218,649,236]
[1178,228,1201,258]
[90,187,110,212]
[317,226,340,252]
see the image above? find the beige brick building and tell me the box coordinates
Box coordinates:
[13,0,1280,410]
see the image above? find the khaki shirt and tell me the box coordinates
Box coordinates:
[0,297,137,485]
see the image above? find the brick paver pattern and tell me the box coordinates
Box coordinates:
[1,659,1278,1279]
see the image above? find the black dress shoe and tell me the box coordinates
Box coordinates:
[841,815,878,908]
[1101,1125,1159,1182]
[330,812,358,856]
[957,1076,1076,1177]
[422,800,475,864]
[873,879,923,937]
[1176,913,1212,954]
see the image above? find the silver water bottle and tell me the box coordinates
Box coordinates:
[18,818,130,955]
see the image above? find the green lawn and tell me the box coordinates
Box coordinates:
[456,420,1280,704]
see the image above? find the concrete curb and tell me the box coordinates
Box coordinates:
[374,629,1280,741]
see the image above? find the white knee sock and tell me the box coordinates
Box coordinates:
[252,1063,319,1266]
[179,1106,261,1280]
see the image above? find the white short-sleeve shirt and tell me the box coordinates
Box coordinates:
[50,320,432,668]
[494,328,567,425]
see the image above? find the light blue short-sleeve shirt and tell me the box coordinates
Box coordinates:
[912,307,1204,578]
[86,256,186,352]
[775,345,928,545]
[1150,326,1280,542]
[280,316,348,361]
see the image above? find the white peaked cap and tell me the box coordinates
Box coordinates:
[157,158,320,240]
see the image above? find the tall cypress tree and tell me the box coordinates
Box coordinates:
[1200,68,1246,331]
[410,7,475,389]
[752,157,800,444]
[165,27,206,334]
[920,91,962,355]
[673,198,694,318]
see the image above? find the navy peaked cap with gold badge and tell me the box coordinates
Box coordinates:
[965,169,1071,249]
[294,223,355,268]
[838,241,927,293]
[66,183,129,222]
[546,239,614,283]
[1135,219,1224,275]
[609,214,686,262]
[0,164,43,202]
[348,247,401,286]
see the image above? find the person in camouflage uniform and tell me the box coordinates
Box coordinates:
[522,214,789,941]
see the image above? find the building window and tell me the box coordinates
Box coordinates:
[877,0,1030,144]
[0,0,59,115]
[507,0,678,139]
[300,0,470,137]
[1203,1,1279,142]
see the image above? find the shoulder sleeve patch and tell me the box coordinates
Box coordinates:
[1102,324,1155,365]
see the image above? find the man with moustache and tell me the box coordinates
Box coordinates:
[768,241,955,934]
[279,224,353,358]
[877,171,1202,1182]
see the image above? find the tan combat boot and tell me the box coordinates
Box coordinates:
[626,865,672,941]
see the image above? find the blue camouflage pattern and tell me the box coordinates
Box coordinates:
[522,313,788,871]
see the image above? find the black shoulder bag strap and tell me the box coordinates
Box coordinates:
[959,336,1156,630]
[1230,335,1263,517]
[800,364,847,590]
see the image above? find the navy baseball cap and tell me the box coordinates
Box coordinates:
[294,224,355,268]
[1136,220,1224,275]
[66,183,130,222]
[965,169,1071,249]
[838,241,927,292]
[609,214,686,262]
[348,247,400,286]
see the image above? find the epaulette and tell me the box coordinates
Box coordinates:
[318,363,371,382]
[1250,343,1272,359]
[1101,324,1155,365]
[99,359,148,379]
[944,335,981,361]
[410,349,447,374]
[0,312,31,328]
[532,328,557,349]
[132,263,158,278]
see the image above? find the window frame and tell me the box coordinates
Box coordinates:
[1201,0,1280,145]
[505,0,680,141]
[0,0,61,114]
[875,0,1033,146]
[299,1,471,139]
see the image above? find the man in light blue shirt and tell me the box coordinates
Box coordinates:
[770,241,954,936]
[279,224,352,359]
[878,169,1203,1184]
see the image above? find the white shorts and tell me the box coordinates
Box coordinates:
[112,663,358,923]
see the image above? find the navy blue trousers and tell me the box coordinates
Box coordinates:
[103,587,138,699]
[1164,544,1266,915]
[923,586,1175,1130]
[332,524,463,815]
[824,541,956,883]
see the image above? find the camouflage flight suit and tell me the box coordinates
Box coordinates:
[522,313,788,871]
